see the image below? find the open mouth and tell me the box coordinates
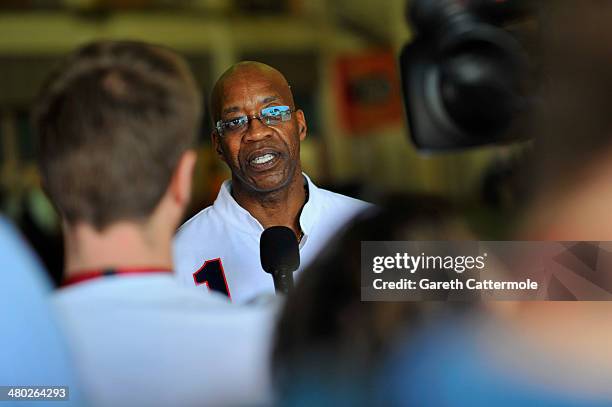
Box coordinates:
[250,153,276,165]
[246,149,281,171]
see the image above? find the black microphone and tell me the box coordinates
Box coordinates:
[260,226,300,295]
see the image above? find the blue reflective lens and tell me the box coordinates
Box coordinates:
[261,105,291,120]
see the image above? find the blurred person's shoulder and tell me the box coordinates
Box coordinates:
[53,273,280,341]
[377,313,612,406]
[0,217,46,283]
[53,272,277,316]
[52,274,278,406]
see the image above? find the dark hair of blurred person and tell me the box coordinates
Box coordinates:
[33,39,199,277]
[34,40,200,231]
[33,40,276,407]
[272,195,472,405]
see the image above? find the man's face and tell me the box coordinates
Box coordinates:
[212,68,307,194]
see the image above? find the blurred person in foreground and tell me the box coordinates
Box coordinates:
[33,40,275,407]
[174,61,372,303]
[0,217,83,406]
[376,2,612,405]
[272,196,472,405]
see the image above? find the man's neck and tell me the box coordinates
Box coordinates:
[232,172,307,237]
[64,221,173,278]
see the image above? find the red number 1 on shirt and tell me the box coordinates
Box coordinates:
[193,258,231,299]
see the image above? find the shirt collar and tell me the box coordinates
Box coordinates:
[299,173,322,237]
[214,179,264,233]
[213,173,321,239]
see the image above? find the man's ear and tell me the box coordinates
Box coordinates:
[170,149,197,208]
[296,109,307,141]
[211,130,224,158]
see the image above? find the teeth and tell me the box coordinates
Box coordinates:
[251,153,275,165]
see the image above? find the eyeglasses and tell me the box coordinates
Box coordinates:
[215,105,294,137]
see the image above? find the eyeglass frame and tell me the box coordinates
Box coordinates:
[215,105,296,137]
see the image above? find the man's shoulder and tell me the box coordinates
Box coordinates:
[175,204,226,245]
[178,205,216,232]
[316,186,374,214]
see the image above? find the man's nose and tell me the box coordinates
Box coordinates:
[243,116,272,143]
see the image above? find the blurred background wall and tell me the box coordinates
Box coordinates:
[0,0,525,283]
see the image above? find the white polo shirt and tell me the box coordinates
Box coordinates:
[53,274,277,407]
[174,173,372,303]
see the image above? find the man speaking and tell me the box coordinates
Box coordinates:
[174,62,371,303]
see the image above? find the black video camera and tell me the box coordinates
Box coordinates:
[400,0,533,151]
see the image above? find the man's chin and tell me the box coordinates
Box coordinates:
[237,170,294,195]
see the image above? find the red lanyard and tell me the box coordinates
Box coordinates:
[62,267,172,288]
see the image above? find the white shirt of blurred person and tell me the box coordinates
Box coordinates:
[0,217,84,407]
[34,41,276,407]
[174,62,372,303]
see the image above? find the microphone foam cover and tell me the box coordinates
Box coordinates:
[260,226,300,274]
